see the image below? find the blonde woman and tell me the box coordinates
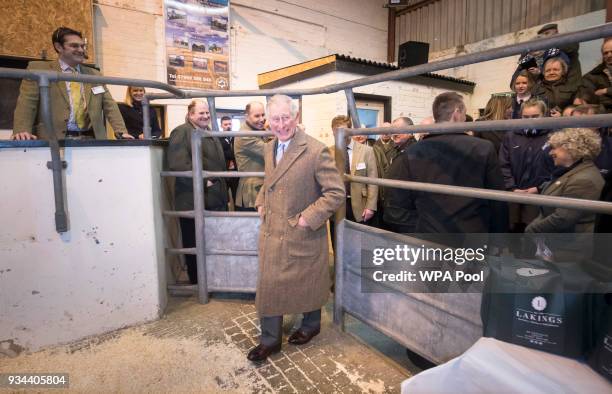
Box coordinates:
[117,86,162,139]
[475,95,513,152]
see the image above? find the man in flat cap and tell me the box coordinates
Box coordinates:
[515,23,582,92]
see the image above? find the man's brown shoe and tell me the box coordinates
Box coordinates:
[247,343,281,362]
[288,328,320,345]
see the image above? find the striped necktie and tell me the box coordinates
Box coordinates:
[276,142,287,165]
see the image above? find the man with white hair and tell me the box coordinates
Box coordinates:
[248,94,344,362]
[167,99,228,284]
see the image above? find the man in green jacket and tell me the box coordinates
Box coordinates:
[234,101,267,211]
[577,38,612,113]
[12,27,131,140]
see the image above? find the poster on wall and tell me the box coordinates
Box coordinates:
[164,0,230,90]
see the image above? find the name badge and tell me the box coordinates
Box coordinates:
[356,162,366,170]
[91,86,105,95]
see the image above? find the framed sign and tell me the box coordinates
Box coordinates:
[164,0,230,90]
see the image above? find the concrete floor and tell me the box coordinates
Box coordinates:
[0,295,415,393]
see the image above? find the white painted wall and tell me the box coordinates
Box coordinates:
[0,145,168,351]
[428,10,606,116]
[277,71,471,146]
[92,0,388,133]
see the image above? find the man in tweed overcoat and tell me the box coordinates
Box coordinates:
[247,95,345,362]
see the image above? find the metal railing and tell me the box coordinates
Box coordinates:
[2,24,612,325]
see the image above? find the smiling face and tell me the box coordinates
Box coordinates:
[544,59,564,82]
[246,102,266,130]
[188,102,211,129]
[268,101,297,142]
[391,118,413,146]
[130,87,146,102]
[55,34,86,67]
[550,145,574,167]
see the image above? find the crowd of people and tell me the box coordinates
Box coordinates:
[11,26,612,248]
[9,24,612,364]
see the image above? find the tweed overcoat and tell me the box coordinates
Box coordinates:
[255,129,345,317]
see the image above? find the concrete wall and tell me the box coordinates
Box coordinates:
[428,10,606,116]
[0,145,168,351]
[92,0,388,133]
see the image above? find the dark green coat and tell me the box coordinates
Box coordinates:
[167,122,228,211]
[538,77,577,111]
[578,63,612,112]
[526,160,604,234]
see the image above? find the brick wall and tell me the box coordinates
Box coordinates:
[278,71,470,146]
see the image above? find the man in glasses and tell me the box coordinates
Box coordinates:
[12,26,131,140]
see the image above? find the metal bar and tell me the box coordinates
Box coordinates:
[203,171,265,178]
[387,6,396,62]
[344,89,361,129]
[0,67,186,97]
[166,247,196,255]
[3,22,603,102]
[343,308,442,364]
[168,284,198,295]
[39,75,68,233]
[331,23,612,91]
[207,97,219,131]
[343,114,612,136]
[346,175,612,215]
[168,284,256,293]
[208,286,257,293]
[168,284,197,292]
[160,170,193,178]
[333,127,348,330]
[162,210,195,218]
[206,249,258,256]
[191,129,209,304]
[137,23,612,99]
[204,210,260,217]
[201,130,273,138]
[142,96,151,139]
[160,170,265,178]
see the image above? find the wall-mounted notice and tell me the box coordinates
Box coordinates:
[164,0,230,90]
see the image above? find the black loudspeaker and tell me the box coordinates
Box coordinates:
[398,41,430,68]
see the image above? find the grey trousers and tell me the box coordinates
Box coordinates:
[260,309,321,346]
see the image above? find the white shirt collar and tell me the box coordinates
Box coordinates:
[347,139,354,150]
[59,58,80,73]
[278,138,292,148]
